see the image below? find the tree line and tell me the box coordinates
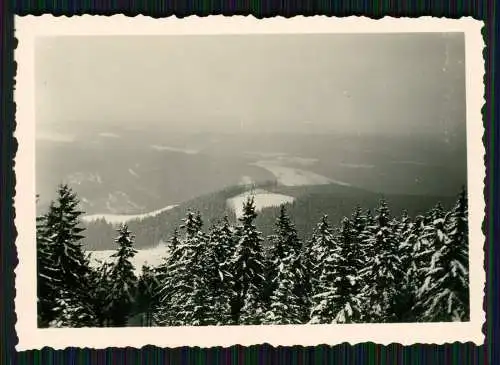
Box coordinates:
[37,184,469,327]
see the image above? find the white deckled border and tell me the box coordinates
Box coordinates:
[14,15,486,350]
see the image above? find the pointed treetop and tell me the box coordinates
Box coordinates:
[319,215,331,231]
[141,264,152,275]
[56,183,82,207]
[112,223,137,259]
[194,211,204,228]
[376,199,391,227]
[455,187,468,211]
[239,196,257,222]
[181,210,203,238]
[279,204,287,219]
[365,209,374,223]
[116,223,133,237]
[275,205,295,229]
[221,215,231,227]
[351,205,363,220]
[170,228,180,250]
[340,217,352,233]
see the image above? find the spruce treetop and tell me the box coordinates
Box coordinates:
[112,224,138,261]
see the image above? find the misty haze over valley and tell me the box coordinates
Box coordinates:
[36,32,467,252]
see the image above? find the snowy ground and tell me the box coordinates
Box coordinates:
[88,243,169,275]
[98,132,121,139]
[251,161,350,187]
[227,189,296,218]
[150,145,199,155]
[128,168,140,178]
[81,204,178,225]
[339,162,376,169]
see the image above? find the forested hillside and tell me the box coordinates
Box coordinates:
[82,182,458,250]
[37,184,469,327]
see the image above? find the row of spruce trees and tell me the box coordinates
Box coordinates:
[37,184,469,328]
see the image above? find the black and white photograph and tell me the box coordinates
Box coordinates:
[15,16,485,349]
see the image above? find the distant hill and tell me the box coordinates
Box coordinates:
[37,132,466,218]
[82,182,458,251]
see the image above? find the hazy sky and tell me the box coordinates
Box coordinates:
[36,33,466,137]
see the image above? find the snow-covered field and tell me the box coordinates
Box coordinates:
[151,145,199,155]
[245,152,318,166]
[88,243,169,275]
[98,132,121,139]
[251,161,350,187]
[128,168,140,177]
[340,162,375,169]
[82,204,178,225]
[227,189,295,218]
[279,156,319,166]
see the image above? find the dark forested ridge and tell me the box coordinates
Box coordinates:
[82,182,458,250]
[37,184,470,327]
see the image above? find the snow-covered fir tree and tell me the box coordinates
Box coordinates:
[350,206,365,236]
[265,267,303,324]
[156,228,181,283]
[394,210,411,239]
[395,214,426,320]
[208,216,235,282]
[309,215,341,324]
[431,201,446,221]
[51,288,98,327]
[300,236,315,319]
[359,200,402,322]
[359,208,377,258]
[391,210,418,322]
[154,228,180,325]
[204,216,235,325]
[157,214,196,326]
[308,216,364,324]
[416,188,469,321]
[153,228,182,325]
[182,212,215,325]
[136,264,160,326]
[107,224,138,326]
[444,187,470,320]
[412,202,450,318]
[36,210,57,327]
[330,217,364,323]
[87,260,113,327]
[304,215,333,298]
[159,211,214,326]
[231,197,267,325]
[37,185,94,327]
[169,228,181,257]
[349,206,369,293]
[264,205,305,324]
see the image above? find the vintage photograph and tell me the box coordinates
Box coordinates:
[34,31,471,328]
[15,16,485,349]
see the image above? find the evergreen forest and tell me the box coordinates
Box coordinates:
[37,184,470,327]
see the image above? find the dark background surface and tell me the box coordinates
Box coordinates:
[2,1,498,365]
